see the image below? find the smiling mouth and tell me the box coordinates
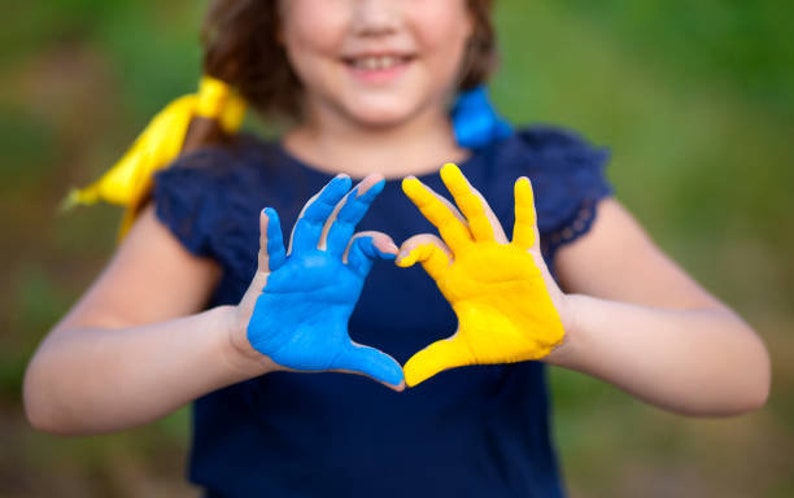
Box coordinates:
[343,55,413,71]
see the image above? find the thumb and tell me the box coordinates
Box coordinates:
[403,335,473,387]
[259,207,286,273]
[345,232,398,277]
[330,343,405,390]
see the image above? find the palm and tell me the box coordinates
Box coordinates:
[443,242,562,360]
[250,252,370,371]
[398,164,564,386]
[246,175,404,387]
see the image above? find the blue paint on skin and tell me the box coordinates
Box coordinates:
[248,177,404,387]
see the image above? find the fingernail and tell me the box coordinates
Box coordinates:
[378,245,399,259]
[401,177,421,196]
[361,178,386,198]
[395,249,415,267]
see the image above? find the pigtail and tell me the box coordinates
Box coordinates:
[451,0,510,149]
[461,0,497,91]
[63,0,266,239]
[181,2,252,154]
[182,75,246,153]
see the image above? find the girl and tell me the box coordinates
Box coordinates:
[25,1,770,496]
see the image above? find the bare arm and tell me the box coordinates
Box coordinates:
[24,175,404,435]
[395,166,770,414]
[547,198,771,416]
[23,207,274,435]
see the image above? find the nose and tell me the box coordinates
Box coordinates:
[351,0,402,37]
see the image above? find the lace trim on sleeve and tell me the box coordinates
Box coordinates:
[541,196,608,266]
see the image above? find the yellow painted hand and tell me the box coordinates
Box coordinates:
[397,163,565,387]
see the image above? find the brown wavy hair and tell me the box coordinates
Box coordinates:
[183,0,497,151]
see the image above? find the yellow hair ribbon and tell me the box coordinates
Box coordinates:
[63,75,246,237]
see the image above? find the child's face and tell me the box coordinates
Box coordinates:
[279,0,474,129]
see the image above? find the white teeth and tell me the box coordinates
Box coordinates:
[352,55,401,70]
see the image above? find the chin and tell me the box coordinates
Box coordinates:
[344,101,426,130]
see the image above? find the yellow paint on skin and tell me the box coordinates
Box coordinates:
[398,163,564,387]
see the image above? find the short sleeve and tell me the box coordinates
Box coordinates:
[151,137,294,305]
[153,148,234,258]
[511,127,613,263]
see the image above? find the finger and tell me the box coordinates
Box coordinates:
[289,175,352,254]
[395,234,452,282]
[512,177,538,250]
[241,209,283,310]
[323,175,385,256]
[259,208,286,272]
[330,342,406,389]
[439,163,500,242]
[345,232,398,277]
[403,336,473,387]
[402,176,472,251]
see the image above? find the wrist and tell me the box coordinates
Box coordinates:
[544,293,584,368]
[217,305,276,379]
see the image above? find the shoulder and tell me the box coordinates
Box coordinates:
[486,125,614,263]
[151,135,279,258]
[155,134,277,189]
[492,125,611,173]
[488,125,613,209]
[153,134,288,219]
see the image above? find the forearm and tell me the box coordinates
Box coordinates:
[24,306,273,435]
[546,295,771,416]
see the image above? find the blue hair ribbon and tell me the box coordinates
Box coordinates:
[451,86,513,149]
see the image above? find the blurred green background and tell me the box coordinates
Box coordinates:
[1,1,792,496]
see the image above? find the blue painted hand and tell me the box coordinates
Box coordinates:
[245,175,405,390]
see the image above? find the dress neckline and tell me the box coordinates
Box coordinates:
[270,138,485,184]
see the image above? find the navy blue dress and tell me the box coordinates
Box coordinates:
[154,127,612,498]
